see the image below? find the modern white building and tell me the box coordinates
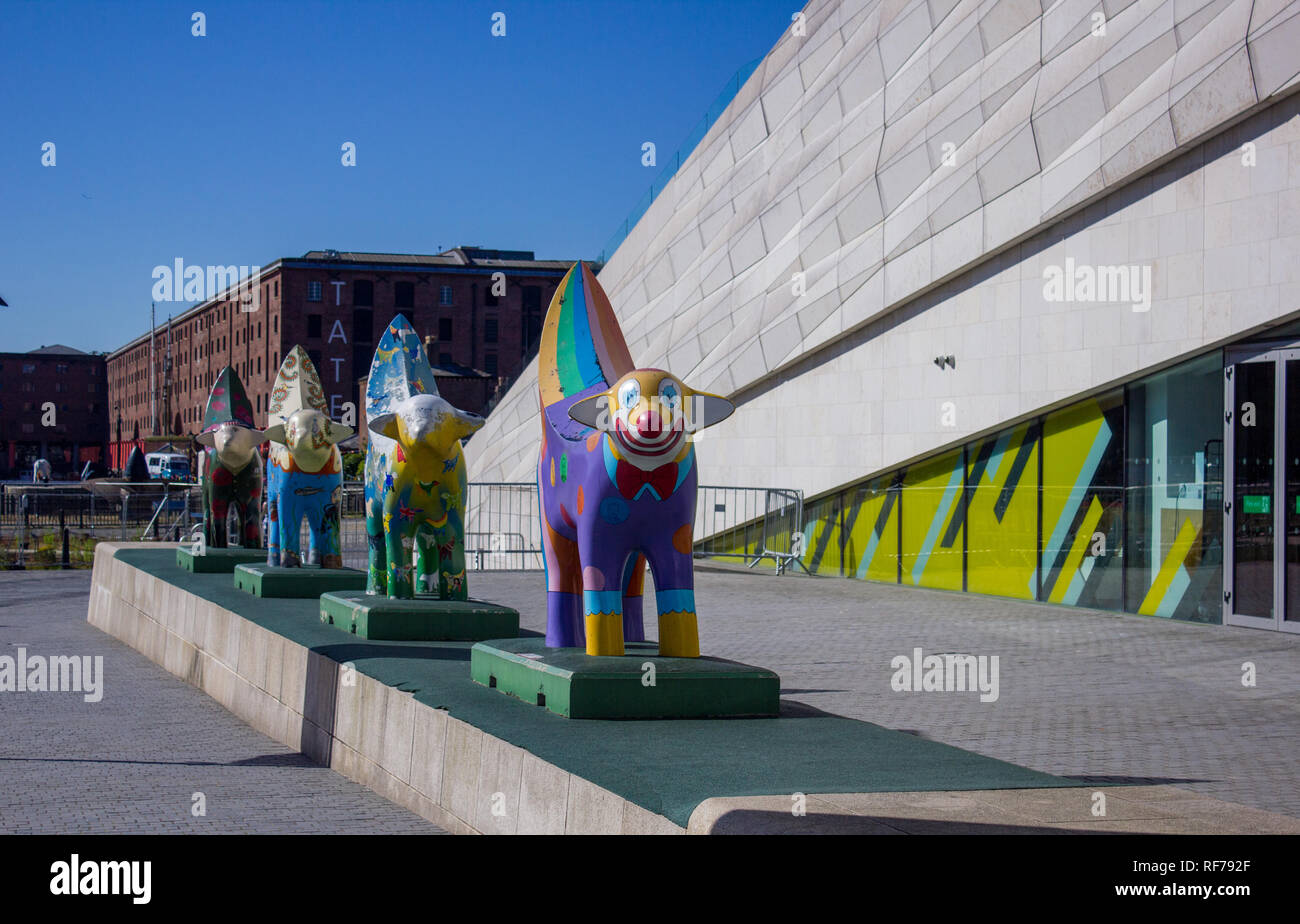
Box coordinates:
[469,0,1300,632]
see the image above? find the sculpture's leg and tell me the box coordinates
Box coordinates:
[434,519,468,602]
[210,496,228,548]
[645,539,699,658]
[579,523,627,657]
[317,501,342,569]
[541,511,582,648]
[365,504,386,595]
[266,489,280,566]
[385,514,414,599]
[621,553,647,642]
[414,527,439,595]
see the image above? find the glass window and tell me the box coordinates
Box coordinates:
[439,285,454,306]
[307,281,322,302]
[484,318,498,344]
[967,421,1039,600]
[394,281,414,309]
[353,308,373,343]
[439,318,453,341]
[353,279,373,306]
[484,352,498,375]
[901,449,964,590]
[307,314,322,339]
[1041,393,1124,610]
[1125,351,1223,622]
[840,473,901,582]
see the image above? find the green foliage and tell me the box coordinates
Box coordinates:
[342,452,366,480]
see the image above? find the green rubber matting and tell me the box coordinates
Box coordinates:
[320,590,519,641]
[233,563,367,597]
[115,548,1079,828]
[176,547,266,573]
[472,638,779,719]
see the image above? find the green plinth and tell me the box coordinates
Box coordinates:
[319,590,519,641]
[470,637,781,719]
[232,563,367,598]
[175,547,265,573]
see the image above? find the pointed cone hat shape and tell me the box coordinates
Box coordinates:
[202,366,256,432]
[365,314,439,419]
[538,262,634,410]
[268,346,328,424]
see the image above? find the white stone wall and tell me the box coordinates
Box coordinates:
[467,0,1300,502]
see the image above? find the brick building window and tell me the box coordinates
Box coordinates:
[438,318,453,341]
[438,352,452,365]
[439,285,453,306]
[354,279,373,306]
[353,309,373,343]
[484,318,498,344]
[394,281,414,309]
[308,281,323,302]
[308,314,322,339]
[485,353,498,375]
[308,349,322,371]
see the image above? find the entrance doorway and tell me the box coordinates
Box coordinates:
[1224,343,1300,632]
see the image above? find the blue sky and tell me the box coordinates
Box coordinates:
[0,0,793,354]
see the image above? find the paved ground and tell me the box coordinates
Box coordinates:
[0,570,444,834]
[481,564,1300,820]
[4,561,1298,832]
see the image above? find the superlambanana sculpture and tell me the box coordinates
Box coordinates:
[363,316,484,599]
[538,263,734,657]
[263,346,354,568]
[196,366,264,549]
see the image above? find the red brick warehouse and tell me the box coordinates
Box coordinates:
[106,247,577,465]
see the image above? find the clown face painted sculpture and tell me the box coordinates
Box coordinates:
[537,262,734,657]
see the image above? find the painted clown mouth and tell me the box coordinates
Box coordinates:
[614,414,685,459]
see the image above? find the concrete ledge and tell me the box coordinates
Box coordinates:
[87,543,685,835]
[687,787,1300,835]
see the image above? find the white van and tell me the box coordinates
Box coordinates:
[145,452,190,481]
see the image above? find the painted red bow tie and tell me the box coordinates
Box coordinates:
[616,459,677,501]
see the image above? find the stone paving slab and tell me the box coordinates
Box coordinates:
[479,566,1300,822]
[0,569,444,835]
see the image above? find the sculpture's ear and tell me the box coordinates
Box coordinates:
[326,422,355,444]
[368,412,400,440]
[568,393,610,429]
[195,430,216,448]
[452,409,485,439]
[686,391,736,430]
[263,424,287,445]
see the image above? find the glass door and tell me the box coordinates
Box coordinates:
[1224,346,1300,632]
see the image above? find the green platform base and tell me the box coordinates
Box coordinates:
[175,547,265,573]
[232,563,367,598]
[319,590,520,641]
[471,637,781,720]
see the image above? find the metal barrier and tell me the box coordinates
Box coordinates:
[693,486,809,575]
[4,479,806,575]
[1,482,203,540]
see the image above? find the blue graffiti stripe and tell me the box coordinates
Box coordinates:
[910,463,963,585]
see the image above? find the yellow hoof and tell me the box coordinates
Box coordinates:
[585,611,624,656]
[658,610,700,658]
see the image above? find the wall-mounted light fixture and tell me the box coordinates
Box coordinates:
[933,355,955,369]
